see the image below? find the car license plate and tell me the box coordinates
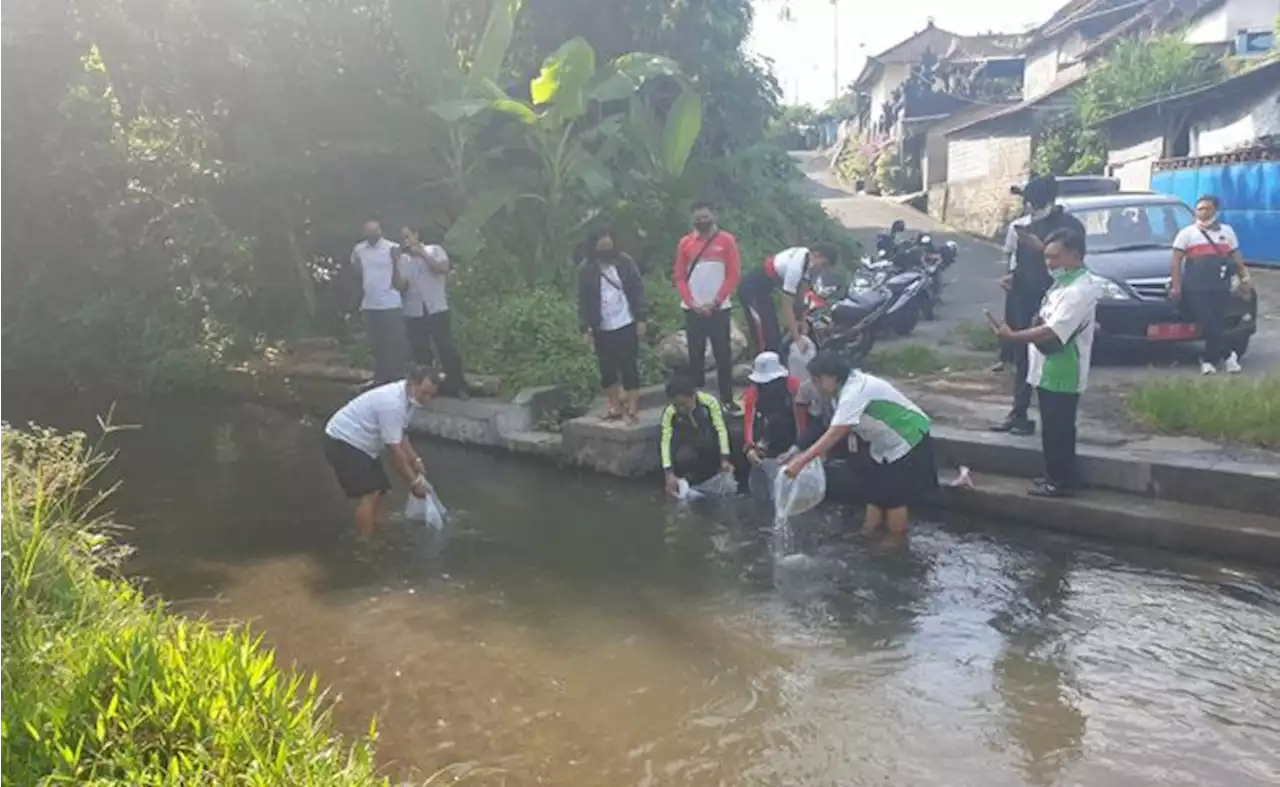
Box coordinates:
[1146,323,1199,340]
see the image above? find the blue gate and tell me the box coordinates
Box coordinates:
[1151,157,1280,267]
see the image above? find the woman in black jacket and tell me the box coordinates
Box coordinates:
[578,225,648,424]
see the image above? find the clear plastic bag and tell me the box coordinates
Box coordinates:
[674,471,737,502]
[772,457,826,521]
[405,489,447,531]
[787,336,817,382]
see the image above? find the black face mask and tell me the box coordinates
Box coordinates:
[595,248,617,261]
[693,220,714,234]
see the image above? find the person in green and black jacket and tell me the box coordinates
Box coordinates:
[660,375,734,498]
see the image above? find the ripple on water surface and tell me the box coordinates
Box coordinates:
[13,397,1280,787]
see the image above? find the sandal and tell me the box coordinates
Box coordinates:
[602,411,623,421]
[623,413,639,426]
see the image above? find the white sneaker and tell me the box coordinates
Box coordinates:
[1224,352,1243,374]
[1200,361,1217,375]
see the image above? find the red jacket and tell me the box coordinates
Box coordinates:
[673,229,741,309]
[742,376,808,446]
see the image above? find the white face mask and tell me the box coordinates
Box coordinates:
[1030,204,1054,220]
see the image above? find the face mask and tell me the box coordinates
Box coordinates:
[1197,212,1218,228]
[1029,204,1053,220]
[596,248,616,260]
[693,220,713,234]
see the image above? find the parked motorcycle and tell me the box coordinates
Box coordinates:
[864,220,958,331]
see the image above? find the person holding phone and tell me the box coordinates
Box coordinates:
[992,175,1085,437]
[1170,195,1254,375]
[988,227,1099,498]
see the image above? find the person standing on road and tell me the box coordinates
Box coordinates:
[324,366,438,537]
[578,225,648,424]
[994,211,1033,372]
[674,201,741,412]
[992,227,1099,498]
[352,220,410,385]
[738,243,837,356]
[398,227,469,398]
[992,175,1085,436]
[1170,195,1254,375]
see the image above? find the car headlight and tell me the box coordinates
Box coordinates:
[1093,277,1131,300]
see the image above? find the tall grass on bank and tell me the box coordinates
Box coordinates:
[1,425,389,785]
[1125,375,1280,449]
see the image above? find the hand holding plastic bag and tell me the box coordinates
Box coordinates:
[772,457,826,520]
[404,475,447,530]
[674,471,737,502]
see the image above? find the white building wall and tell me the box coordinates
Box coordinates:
[867,63,910,138]
[1185,0,1277,44]
[1107,134,1164,191]
[1023,45,1060,100]
[1191,85,1280,155]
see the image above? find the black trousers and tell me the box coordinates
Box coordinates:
[1008,287,1044,419]
[593,322,640,390]
[685,308,735,402]
[1038,388,1080,488]
[1000,291,1019,364]
[407,311,466,395]
[739,271,781,355]
[1183,288,1239,366]
[672,442,722,486]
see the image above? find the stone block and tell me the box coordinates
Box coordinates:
[408,397,533,445]
[512,385,571,423]
[561,415,662,477]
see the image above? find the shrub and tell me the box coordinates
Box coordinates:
[1125,375,1280,449]
[1,426,388,786]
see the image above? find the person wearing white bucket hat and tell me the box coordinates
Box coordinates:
[742,352,808,465]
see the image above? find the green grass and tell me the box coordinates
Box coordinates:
[1126,375,1280,449]
[957,321,1001,353]
[1,425,391,786]
[865,344,951,377]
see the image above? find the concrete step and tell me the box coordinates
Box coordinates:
[938,471,1280,566]
[931,426,1280,517]
[501,430,565,458]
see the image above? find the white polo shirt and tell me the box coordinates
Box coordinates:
[1027,268,1100,394]
[352,238,403,311]
[830,372,931,463]
[771,246,811,295]
[400,244,450,317]
[324,381,411,458]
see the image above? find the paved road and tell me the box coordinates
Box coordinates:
[794,151,1280,386]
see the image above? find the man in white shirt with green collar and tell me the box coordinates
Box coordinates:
[993,226,1099,498]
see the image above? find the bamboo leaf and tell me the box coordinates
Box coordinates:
[661,89,702,177]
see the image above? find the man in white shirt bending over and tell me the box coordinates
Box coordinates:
[324,366,437,536]
[351,220,410,385]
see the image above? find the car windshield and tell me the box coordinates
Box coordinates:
[1070,202,1195,253]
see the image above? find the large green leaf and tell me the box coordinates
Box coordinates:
[490,98,537,124]
[570,155,614,198]
[389,0,457,99]
[661,90,702,177]
[428,99,492,122]
[444,187,518,257]
[470,0,522,85]
[591,53,683,103]
[530,37,596,120]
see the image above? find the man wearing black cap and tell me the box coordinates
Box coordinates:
[992,174,1086,436]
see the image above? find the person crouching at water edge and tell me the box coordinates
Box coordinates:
[742,351,808,464]
[783,352,937,536]
[660,375,734,498]
[323,366,437,536]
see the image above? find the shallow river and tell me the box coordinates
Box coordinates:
[9,398,1280,786]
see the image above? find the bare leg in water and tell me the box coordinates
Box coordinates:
[354,491,385,538]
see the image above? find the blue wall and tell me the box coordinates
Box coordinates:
[1151,160,1280,267]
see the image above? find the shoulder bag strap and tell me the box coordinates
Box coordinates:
[685,231,721,280]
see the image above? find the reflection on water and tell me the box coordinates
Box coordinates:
[7,396,1280,786]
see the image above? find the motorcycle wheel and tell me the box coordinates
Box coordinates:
[893,303,920,336]
[921,294,936,321]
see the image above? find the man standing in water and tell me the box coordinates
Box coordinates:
[673,201,741,412]
[324,366,437,536]
[351,220,410,385]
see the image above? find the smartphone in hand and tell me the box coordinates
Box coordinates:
[983,309,1003,333]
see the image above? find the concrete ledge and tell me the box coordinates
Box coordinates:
[561,412,662,477]
[939,473,1280,566]
[931,426,1280,517]
[409,397,534,446]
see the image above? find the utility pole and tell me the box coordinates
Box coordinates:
[832,0,840,101]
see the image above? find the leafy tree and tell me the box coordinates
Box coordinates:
[1034,35,1218,175]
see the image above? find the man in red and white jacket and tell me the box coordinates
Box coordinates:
[673,200,741,410]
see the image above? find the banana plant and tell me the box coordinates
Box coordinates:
[390,0,702,267]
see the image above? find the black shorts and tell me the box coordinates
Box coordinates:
[324,435,390,499]
[864,434,937,510]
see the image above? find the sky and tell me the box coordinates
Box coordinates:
[748,0,1069,107]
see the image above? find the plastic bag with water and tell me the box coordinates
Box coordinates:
[674,471,737,502]
[405,489,448,531]
[787,335,817,382]
[772,457,826,521]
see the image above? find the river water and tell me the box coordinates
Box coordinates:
[8,397,1280,786]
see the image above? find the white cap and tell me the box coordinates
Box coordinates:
[748,352,789,384]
